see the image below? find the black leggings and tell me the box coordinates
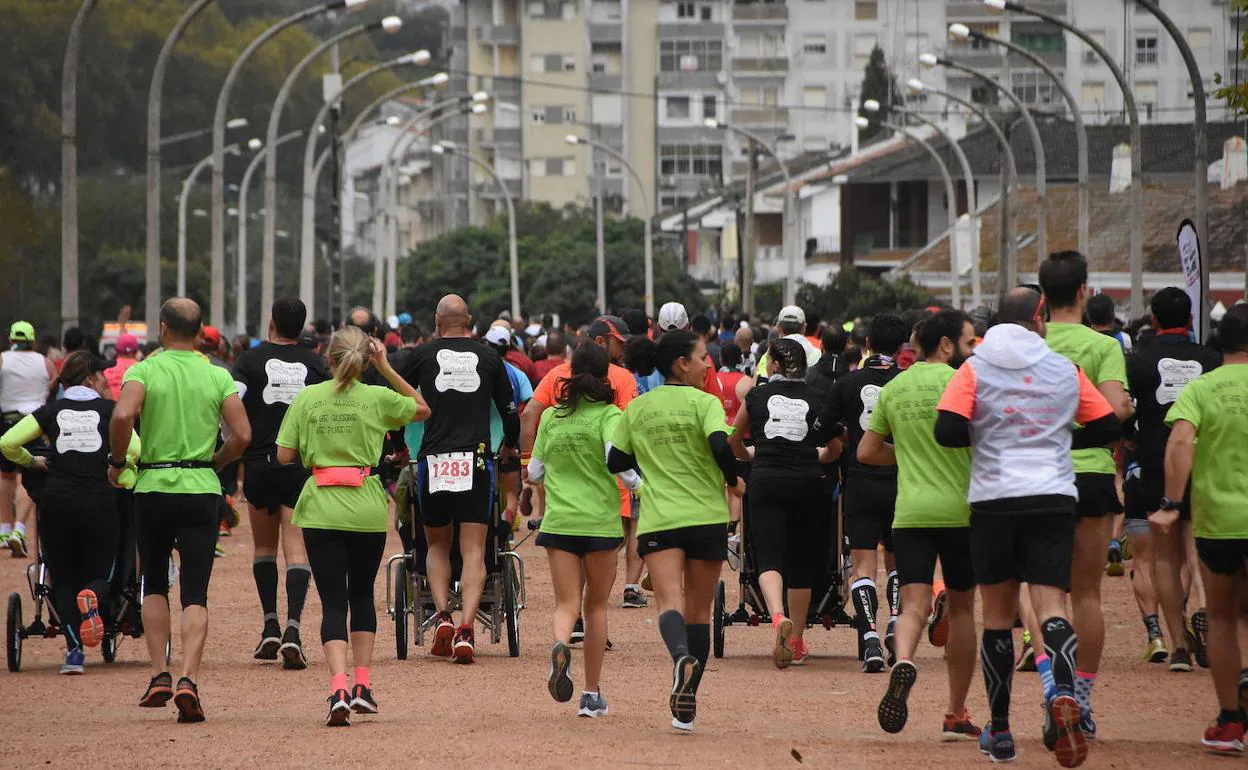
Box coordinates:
[40,486,120,650]
[303,528,387,644]
[135,492,219,608]
[747,475,825,589]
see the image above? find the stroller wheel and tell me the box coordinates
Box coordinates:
[102,633,119,663]
[6,593,23,672]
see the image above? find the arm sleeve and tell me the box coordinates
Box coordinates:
[934,411,972,448]
[707,431,738,486]
[936,364,977,419]
[493,359,521,449]
[1071,412,1123,450]
[0,415,44,467]
[1074,368,1115,424]
[606,445,639,475]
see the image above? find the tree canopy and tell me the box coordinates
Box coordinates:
[1214,0,1248,115]
[857,44,903,144]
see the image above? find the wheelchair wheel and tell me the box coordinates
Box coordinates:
[394,562,409,660]
[102,633,118,663]
[502,558,520,658]
[712,579,725,659]
[6,593,22,672]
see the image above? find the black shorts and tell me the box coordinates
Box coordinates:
[243,458,309,512]
[135,492,220,608]
[536,532,624,556]
[1196,538,1248,577]
[1131,467,1192,522]
[416,452,495,528]
[1075,473,1123,519]
[892,527,976,593]
[748,475,825,589]
[969,510,1076,591]
[637,523,727,562]
[843,474,896,551]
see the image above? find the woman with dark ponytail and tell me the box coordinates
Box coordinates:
[531,342,638,718]
[606,329,743,732]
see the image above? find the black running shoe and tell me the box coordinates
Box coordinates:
[884,619,897,668]
[1191,611,1209,669]
[669,654,699,731]
[254,622,281,661]
[878,661,916,733]
[173,677,205,723]
[326,689,351,727]
[548,641,574,703]
[862,640,886,674]
[279,627,307,670]
[349,684,378,714]
[570,617,585,645]
[139,671,174,708]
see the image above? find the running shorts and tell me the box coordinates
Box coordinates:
[968,510,1075,591]
[637,523,727,562]
[535,532,624,556]
[842,474,896,551]
[1074,473,1123,519]
[417,452,495,528]
[1196,538,1248,577]
[892,527,976,593]
[1132,467,1191,522]
[243,457,309,513]
[747,476,824,589]
[135,492,219,608]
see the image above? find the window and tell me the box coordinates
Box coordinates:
[561,0,575,20]
[739,86,779,106]
[803,34,827,55]
[659,144,722,179]
[526,1,545,18]
[1187,28,1212,50]
[590,0,620,21]
[1135,35,1158,65]
[1012,30,1065,54]
[659,40,723,72]
[1080,82,1105,105]
[529,54,545,72]
[677,2,695,18]
[802,86,827,107]
[531,158,546,177]
[961,23,999,51]
[591,94,623,124]
[700,4,712,21]
[547,157,564,176]
[739,33,785,57]
[702,94,717,119]
[1083,30,1107,64]
[1011,71,1056,105]
[592,54,607,73]
[1135,81,1158,120]
[529,107,547,124]
[563,55,576,72]
[853,34,877,70]
[854,1,877,21]
[666,96,692,119]
[970,84,998,106]
[562,106,577,123]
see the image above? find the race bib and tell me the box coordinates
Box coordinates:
[427,451,474,494]
[763,394,810,441]
[1155,357,1202,405]
[55,410,103,454]
[434,349,481,393]
[858,384,882,431]
[262,359,310,405]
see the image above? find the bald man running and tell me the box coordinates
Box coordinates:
[400,295,520,664]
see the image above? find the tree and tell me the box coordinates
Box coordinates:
[1214,0,1248,115]
[795,269,934,323]
[857,45,903,144]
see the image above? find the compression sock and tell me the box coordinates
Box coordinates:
[687,623,710,691]
[1040,616,1079,698]
[1143,614,1162,641]
[1035,654,1056,701]
[330,673,348,693]
[886,570,900,618]
[286,564,312,626]
[1074,671,1097,714]
[658,610,689,662]
[353,666,371,688]
[981,629,1014,734]
[851,578,880,642]
[253,556,279,629]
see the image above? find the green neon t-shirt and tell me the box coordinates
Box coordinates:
[123,350,237,495]
[1044,322,1127,475]
[611,384,729,536]
[868,362,971,528]
[1165,364,1248,539]
[533,400,625,539]
[276,379,416,533]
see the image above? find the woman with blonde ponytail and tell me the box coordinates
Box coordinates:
[276,325,429,726]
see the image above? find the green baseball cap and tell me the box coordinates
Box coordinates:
[9,321,35,342]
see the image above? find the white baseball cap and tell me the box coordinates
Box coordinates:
[657,302,690,331]
[777,305,806,326]
[484,325,511,346]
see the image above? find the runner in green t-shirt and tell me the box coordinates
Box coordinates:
[530,343,639,717]
[606,330,743,733]
[276,326,426,727]
[1160,303,1248,753]
[858,309,980,740]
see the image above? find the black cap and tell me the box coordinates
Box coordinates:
[587,315,630,342]
[619,309,648,338]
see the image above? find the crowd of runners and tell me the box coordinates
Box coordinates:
[2,248,1247,764]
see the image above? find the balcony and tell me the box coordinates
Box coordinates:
[475,127,521,147]
[732,2,788,23]
[731,57,789,76]
[946,0,1063,19]
[589,23,622,43]
[657,71,723,90]
[477,177,522,199]
[588,72,622,92]
[476,23,519,46]
[946,42,1005,70]
[658,23,725,40]
[729,107,789,126]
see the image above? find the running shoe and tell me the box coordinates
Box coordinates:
[669,654,699,731]
[326,689,351,727]
[884,618,897,667]
[1170,647,1194,673]
[349,684,378,714]
[877,660,916,733]
[978,728,1017,763]
[218,518,231,538]
[577,690,609,718]
[139,672,174,708]
[1204,718,1247,755]
[1105,539,1124,577]
[1048,693,1088,768]
[76,589,104,648]
[279,627,307,670]
[928,588,950,648]
[61,647,85,675]
[173,677,205,723]
[254,622,281,661]
[570,616,585,645]
[548,640,574,702]
[791,639,810,666]
[430,611,455,658]
[1238,670,1248,715]
[213,541,226,558]
[7,529,27,558]
[1016,637,1037,673]
[452,625,475,664]
[0,531,8,549]
[1043,698,1058,751]
[1143,637,1168,664]
[773,615,794,670]
[1191,610,1209,669]
[861,640,886,674]
[1079,710,1096,740]
[941,709,981,742]
[518,485,534,517]
[621,587,648,609]
[1120,534,1133,561]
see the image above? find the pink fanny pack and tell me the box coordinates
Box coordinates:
[312,466,371,488]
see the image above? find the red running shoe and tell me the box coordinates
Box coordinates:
[430,611,455,658]
[1203,719,1246,755]
[452,625,475,665]
[76,589,104,648]
[1049,694,1088,767]
[928,588,949,648]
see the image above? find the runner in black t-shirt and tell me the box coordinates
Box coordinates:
[231,298,330,669]
[401,294,519,664]
[819,313,907,672]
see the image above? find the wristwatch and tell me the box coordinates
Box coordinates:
[107,453,127,470]
[1158,497,1182,512]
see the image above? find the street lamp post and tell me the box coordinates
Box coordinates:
[909,79,1020,300]
[262,16,402,332]
[146,0,217,326]
[61,0,99,331]
[180,141,248,298]
[211,0,371,329]
[949,24,1086,259]
[705,119,796,305]
[920,52,1047,263]
[985,0,1144,318]
[239,131,302,334]
[433,142,520,320]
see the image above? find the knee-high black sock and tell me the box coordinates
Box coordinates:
[981,629,1014,734]
[687,623,710,690]
[886,570,900,618]
[851,578,879,641]
[658,609,689,662]
[1040,616,1079,698]
[286,564,311,628]
[253,557,279,628]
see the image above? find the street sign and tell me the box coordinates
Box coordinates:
[1176,218,1202,342]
